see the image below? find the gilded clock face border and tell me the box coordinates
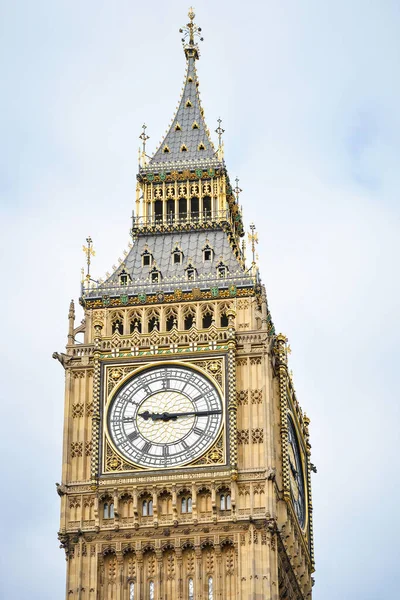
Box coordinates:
[98,355,228,476]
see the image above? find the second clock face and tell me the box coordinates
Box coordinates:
[107,365,223,469]
[287,415,306,528]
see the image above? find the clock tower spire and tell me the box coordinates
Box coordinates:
[55,8,315,600]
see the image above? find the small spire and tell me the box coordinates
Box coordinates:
[216,117,225,146]
[179,7,203,60]
[139,123,150,154]
[248,223,258,266]
[82,236,95,282]
[234,177,242,202]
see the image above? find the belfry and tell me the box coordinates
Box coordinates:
[55,8,315,599]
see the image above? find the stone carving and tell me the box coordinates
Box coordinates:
[251,428,264,444]
[70,442,83,458]
[250,389,263,404]
[237,430,249,445]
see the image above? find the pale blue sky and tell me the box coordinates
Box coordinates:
[1,1,399,599]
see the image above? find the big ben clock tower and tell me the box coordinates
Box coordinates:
[55,9,315,599]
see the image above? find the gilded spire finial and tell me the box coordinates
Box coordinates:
[216,117,225,147]
[82,236,95,282]
[248,223,258,266]
[234,177,242,202]
[139,123,150,154]
[179,7,203,60]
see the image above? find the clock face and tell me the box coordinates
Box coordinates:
[107,365,223,469]
[287,415,306,528]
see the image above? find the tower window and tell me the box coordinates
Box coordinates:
[198,142,205,151]
[188,578,194,600]
[202,313,212,329]
[142,499,153,516]
[186,268,195,281]
[172,248,183,264]
[217,264,227,278]
[142,251,152,267]
[208,577,213,600]
[148,316,159,332]
[174,122,181,131]
[181,496,192,513]
[188,76,193,83]
[184,313,195,330]
[166,314,176,331]
[149,581,154,600]
[150,268,160,283]
[204,248,213,262]
[112,320,123,335]
[220,494,231,510]
[185,99,192,107]
[119,270,130,286]
[103,502,114,519]
[130,582,135,600]
[130,318,142,334]
[192,121,199,129]
[220,313,228,328]
[181,144,188,152]
[163,145,170,153]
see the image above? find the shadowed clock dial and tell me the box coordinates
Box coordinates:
[107,365,223,469]
[287,415,306,528]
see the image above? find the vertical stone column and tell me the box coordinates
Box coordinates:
[91,319,103,486]
[226,312,237,475]
[195,546,202,600]
[176,547,183,600]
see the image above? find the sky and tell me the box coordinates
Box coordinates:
[0,0,399,598]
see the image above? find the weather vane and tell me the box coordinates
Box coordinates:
[234,177,242,202]
[215,118,225,146]
[248,223,258,265]
[82,236,95,281]
[139,123,150,155]
[179,7,203,53]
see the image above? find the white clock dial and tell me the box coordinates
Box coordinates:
[107,365,223,469]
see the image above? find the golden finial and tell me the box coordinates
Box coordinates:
[215,117,225,147]
[234,177,242,202]
[179,7,203,59]
[248,223,258,265]
[82,236,95,281]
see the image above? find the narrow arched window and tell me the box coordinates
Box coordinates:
[220,313,229,328]
[148,500,153,516]
[129,582,135,600]
[186,268,195,281]
[187,497,192,513]
[208,576,213,600]
[188,577,194,600]
[226,494,231,509]
[149,581,155,600]
[109,503,114,518]
[202,313,212,329]
[181,497,187,513]
[103,503,108,519]
[112,320,123,335]
[142,500,148,516]
[184,314,194,330]
[220,494,225,510]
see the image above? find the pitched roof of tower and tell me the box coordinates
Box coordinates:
[149,56,216,167]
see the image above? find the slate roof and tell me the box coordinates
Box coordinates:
[84,228,255,299]
[148,56,216,168]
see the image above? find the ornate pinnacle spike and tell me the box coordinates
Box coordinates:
[216,118,225,146]
[139,123,150,154]
[179,7,203,60]
[82,236,95,281]
[248,223,259,265]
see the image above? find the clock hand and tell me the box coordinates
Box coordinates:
[138,410,222,422]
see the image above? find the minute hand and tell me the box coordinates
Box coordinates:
[139,410,221,422]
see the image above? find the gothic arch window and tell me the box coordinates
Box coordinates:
[220,493,231,510]
[188,578,194,600]
[203,196,211,218]
[165,308,177,332]
[202,306,214,329]
[167,199,175,221]
[130,313,142,334]
[149,267,161,284]
[220,312,228,328]
[112,320,123,335]
[181,496,192,513]
[142,499,153,517]
[129,582,135,600]
[185,264,196,281]
[179,198,187,220]
[208,576,213,600]
[103,501,114,519]
[184,307,196,330]
[190,196,199,218]
[149,581,155,600]
[154,200,163,222]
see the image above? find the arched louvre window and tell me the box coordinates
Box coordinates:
[188,578,194,600]
[149,581,155,600]
[208,576,213,600]
[129,582,135,600]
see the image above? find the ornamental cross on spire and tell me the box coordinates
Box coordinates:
[216,118,225,146]
[234,177,243,202]
[179,7,203,59]
[248,223,259,265]
[82,236,95,281]
[139,123,150,154]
